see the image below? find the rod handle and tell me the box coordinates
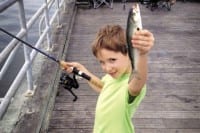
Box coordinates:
[59,60,91,80]
[59,60,103,89]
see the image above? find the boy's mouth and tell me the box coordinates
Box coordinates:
[109,71,117,78]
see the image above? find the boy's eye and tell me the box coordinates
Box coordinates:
[99,61,105,65]
[109,58,116,63]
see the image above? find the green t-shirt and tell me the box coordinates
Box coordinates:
[93,74,146,133]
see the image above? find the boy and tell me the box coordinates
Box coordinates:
[62,24,154,133]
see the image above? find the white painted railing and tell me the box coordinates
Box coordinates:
[0,0,66,119]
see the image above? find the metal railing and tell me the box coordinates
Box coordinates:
[0,0,66,119]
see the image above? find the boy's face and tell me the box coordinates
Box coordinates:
[97,48,131,79]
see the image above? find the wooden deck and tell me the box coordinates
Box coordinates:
[48,1,200,133]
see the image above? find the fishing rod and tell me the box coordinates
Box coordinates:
[0,27,94,83]
[0,28,59,63]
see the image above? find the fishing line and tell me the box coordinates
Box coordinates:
[0,28,59,63]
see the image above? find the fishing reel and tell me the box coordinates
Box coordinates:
[59,72,79,101]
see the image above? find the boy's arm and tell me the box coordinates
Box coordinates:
[128,29,154,96]
[85,70,103,93]
[128,54,147,96]
[60,61,103,93]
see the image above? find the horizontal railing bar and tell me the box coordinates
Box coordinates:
[0,2,49,64]
[26,4,46,29]
[0,25,55,118]
[50,0,65,26]
[0,1,52,75]
[0,0,66,120]
[0,0,18,13]
[0,61,29,119]
[30,26,50,60]
[0,29,26,64]
[0,43,21,80]
[0,26,51,119]
[0,0,59,64]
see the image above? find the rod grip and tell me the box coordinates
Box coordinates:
[59,60,91,80]
[59,61,103,89]
[72,67,91,81]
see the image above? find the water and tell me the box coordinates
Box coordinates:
[0,0,50,97]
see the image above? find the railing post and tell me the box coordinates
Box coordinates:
[44,0,52,50]
[18,0,34,93]
[0,0,66,119]
[56,0,61,27]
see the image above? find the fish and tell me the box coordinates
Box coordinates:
[126,3,143,71]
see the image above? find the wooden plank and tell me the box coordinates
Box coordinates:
[134,111,200,119]
[49,118,94,128]
[48,128,200,133]
[48,128,93,133]
[57,82,200,96]
[149,63,200,73]
[134,118,200,129]
[149,51,200,64]
[55,94,200,104]
[49,110,200,121]
[143,95,200,103]
[148,73,200,84]
[147,83,200,96]
[53,102,200,112]
[135,129,200,133]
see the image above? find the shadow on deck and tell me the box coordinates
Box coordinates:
[48,1,200,133]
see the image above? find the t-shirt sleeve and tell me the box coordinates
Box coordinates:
[126,84,147,116]
[101,74,109,84]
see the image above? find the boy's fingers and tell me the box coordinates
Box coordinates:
[132,37,153,47]
[133,44,151,55]
[134,29,154,41]
[59,61,68,69]
[135,29,151,35]
[132,36,151,44]
[59,61,75,73]
[132,29,154,49]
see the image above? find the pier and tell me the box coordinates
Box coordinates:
[48,1,200,133]
[0,0,200,133]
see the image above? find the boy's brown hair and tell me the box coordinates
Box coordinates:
[92,25,127,57]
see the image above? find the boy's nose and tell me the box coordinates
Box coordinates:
[104,65,113,73]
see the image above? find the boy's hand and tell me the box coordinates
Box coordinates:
[131,29,154,55]
[60,61,103,91]
[60,61,87,74]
